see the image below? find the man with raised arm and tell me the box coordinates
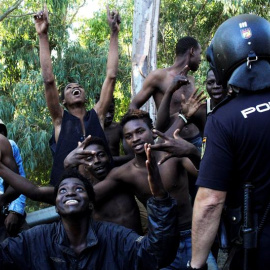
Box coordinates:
[64,136,142,233]
[34,5,120,185]
[0,148,179,269]
[93,110,218,270]
[129,37,202,149]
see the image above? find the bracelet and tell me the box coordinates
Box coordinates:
[187,261,208,270]
[178,113,188,124]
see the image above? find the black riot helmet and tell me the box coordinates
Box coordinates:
[207,14,270,91]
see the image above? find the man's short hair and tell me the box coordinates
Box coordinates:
[54,168,95,204]
[85,136,109,152]
[175,36,199,56]
[120,109,153,129]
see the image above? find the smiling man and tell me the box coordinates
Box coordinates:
[34,6,120,185]
[93,109,218,270]
[0,149,179,269]
[64,136,142,233]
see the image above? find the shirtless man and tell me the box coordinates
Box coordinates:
[129,37,202,146]
[64,136,142,233]
[0,135,142,233]
[93,110,218,269]
[34,6,120,185]
[95,95,134,166]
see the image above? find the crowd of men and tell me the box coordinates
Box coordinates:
[0,5,270,270]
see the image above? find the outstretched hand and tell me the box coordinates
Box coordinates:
[150,129,199,165]
[168,65,190,93]
[34,5,49,35]
[107,5,121,33]
[180,88,206,119]
[64,135,93,168]
[145,143,167,199]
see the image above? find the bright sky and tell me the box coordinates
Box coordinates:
[69,0,103,41]
[77,0,102,19]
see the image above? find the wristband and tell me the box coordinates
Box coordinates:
[187,261,208,270]
[178,113,188,124]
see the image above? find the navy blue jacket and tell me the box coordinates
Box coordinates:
[0,196,178,270]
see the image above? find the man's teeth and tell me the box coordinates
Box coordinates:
[72,89,80,95]
[65,200,79,205]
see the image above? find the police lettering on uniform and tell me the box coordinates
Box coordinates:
[188,14,270,270]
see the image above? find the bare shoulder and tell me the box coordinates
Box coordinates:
[111,122,122,131]
[0,135,12,153]
[150,68,168,81]
[109,160,134,178]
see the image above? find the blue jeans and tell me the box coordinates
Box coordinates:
[161,229,219,270]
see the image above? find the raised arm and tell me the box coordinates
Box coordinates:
[94,6,120,128]
[0,135,19,206]
[0,143,54,205]
[34,6,63,126]
[134,144,178,268]
[150,129,201,169]
[155,66,190,132]
[129,71,161,110]
[164,88,206,137]
[64,136,93,168]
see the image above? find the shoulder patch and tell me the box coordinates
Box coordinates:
[201,137,207,159]
[135,236,144,243]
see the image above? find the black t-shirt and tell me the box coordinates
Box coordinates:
[197,90,270,210]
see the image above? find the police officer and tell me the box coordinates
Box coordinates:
[189,14,270,270]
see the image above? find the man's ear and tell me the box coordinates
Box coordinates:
[62,99,66,105]
[190,47,194,56]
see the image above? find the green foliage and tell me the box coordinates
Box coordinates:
[158,0,270,91]
[0,0,269,212]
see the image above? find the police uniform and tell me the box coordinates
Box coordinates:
[191,13,270,270]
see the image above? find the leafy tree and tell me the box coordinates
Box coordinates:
[0,0,269,212]
[158,0,270,90]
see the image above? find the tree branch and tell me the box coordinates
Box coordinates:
[4,12,36,19]
[68,0,87,25]
[0,0,23,22]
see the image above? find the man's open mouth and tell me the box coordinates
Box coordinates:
[65,199,79,205]
[72,89,81,96]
